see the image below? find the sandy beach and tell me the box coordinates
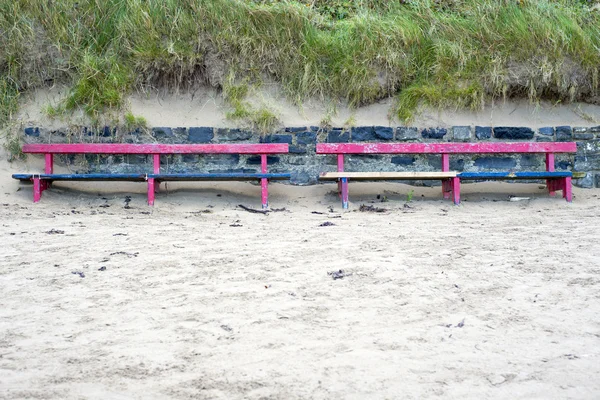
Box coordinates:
[1,154,599,399]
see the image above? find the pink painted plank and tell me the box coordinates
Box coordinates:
[261,154,268,209]
[45,154,54,174]
[33,177,41,203]
[452,177,460,205]
[337,154,344,198]
[341,178,349,209]
[442,153,450,199]
[22,143,289,155]
[564,177,572,202]
[147,178,155,206]
[317,142,577,154]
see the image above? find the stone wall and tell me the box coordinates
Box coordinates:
[23,124,600,187]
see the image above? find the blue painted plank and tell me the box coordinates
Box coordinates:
[12,173,147,181]
[150,173,290,181]
[458,171,571,180]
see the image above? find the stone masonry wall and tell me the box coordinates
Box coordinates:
[23,125,600,187]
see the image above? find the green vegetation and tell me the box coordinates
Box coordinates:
[1,0,599,128]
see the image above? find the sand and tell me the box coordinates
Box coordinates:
[1,152,600,399]
[16,85,600,130]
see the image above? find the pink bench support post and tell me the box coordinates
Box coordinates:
[563,177,573,202]
[546,153,555,197]
[451,177,460,205]
[153,154,160,193]
[341,178,349,209]
[441,153,450,199]
[337,154,345,198]
[261,154,268,209]
[33,177,42,203]
[147,178,155,206]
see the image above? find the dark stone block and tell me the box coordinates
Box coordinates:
[247,155,280,165]
[291,171,317,185]
[538,127,554,136]
[475,126,492,140]
[289,145,307,154]
[452,126,471,142]
[555,126,572,142]
[493,127,534,140]
[126,155,148,164]
[374,126,394,141]
[188,127,214,143]
[101,126,114,137]
[24,127,40,137]
[395,127,419,141]
[450,159,465,171]
[474,157,517,169]
[296,131,317,145]
[217,128,252,141]
[575,172,593,188]
[327,130,349,143]
[261,134,292,144]
[391,156,416,166]
[596,173,600,188]
[205,154,240,165]
[310,126,320,132]
[182,154,199,163]
[285,127,308,133]
[520,155,541,168]
[427,155,441,169]
[535,136,553,142]
[351,126,376,142]
[556,160,572,170]
[152,127,173,137]
[590,126,600,133]
[574,132,594,140]
[422,127,447,139]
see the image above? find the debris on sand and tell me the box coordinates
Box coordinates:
[46,229,65,234]
[71,271,85,278]
[109,251,139,258]
[328,269,352,280]
[238,204,269,214]
[220,324,233,332]
[98,266,106,271]
[319,221,336,227]
[359,204,386,213]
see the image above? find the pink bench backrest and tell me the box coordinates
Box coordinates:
[22,143,288,154]
[316,142,577,154]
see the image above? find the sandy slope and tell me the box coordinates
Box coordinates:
[1,154,599,399]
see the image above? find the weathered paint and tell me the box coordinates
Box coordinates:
[546,153,556,196]
[452,177,460,205]
[442,153,450,199]
[316,142,577,154]
[148,173,290,180]
[147,178,155,206]
[261,154,268,209]
[22,143,289,154]
[12,173,148,181]
[45,154,53,174]
[458,171,572,179]
[341,177,349,209]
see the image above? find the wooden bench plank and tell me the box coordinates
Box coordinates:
[319,171,456,180]
[22,143,289,154]
[316,142,577,154]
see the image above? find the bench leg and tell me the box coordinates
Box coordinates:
[261,178,268,209]
[155,180,160,193]
[147,178,155,206]
[442,180,451,199]
[33,177,42,203]
[341,178,349,209]
[547,179,556,197]
[563,177,572,202]
[452,177,460,205]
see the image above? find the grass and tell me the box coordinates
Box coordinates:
[0,0,599,129]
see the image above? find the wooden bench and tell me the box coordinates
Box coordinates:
[13,143,290,208]
[317,142,577,208]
